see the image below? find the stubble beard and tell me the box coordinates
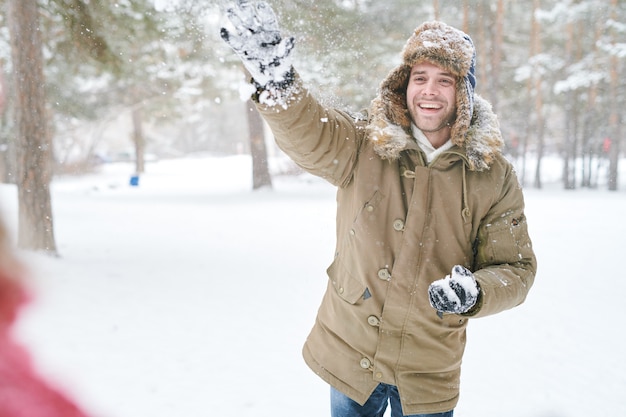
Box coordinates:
[410,107,457,134]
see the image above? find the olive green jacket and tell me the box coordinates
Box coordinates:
[256,76,536,414]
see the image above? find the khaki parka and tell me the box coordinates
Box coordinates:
[255,74,536,414]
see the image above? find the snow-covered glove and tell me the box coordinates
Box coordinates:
[428,265,480,317]
[220,0,295,88]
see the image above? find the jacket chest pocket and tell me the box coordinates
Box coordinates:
[353,190,384,224]
[326,257,369,305]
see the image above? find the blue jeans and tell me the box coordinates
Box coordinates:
[331,384,454,417]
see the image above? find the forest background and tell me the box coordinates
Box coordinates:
[0,0,624,253]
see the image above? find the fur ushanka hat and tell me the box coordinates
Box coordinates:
[367,21,503,170]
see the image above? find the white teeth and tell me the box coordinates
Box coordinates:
[420,103,441,109]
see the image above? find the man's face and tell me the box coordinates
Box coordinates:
[406,62,457,146]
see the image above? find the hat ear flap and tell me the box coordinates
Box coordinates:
[378,65,412,131]
[450,77,472,147]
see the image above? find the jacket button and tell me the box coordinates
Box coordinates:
[349,228,356,236]
[366,204,374,212]
[377,268,391,281]
[393,219,405,231]
[367,315,380,326]
[359,358,371,369]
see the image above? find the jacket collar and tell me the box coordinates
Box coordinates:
[366,94,503,171]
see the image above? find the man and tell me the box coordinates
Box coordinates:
[221,2,537,416]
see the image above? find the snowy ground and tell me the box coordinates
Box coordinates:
[1,154,625,417]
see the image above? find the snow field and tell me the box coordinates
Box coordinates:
[0,155,624,417]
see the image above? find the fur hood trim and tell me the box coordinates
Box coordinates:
[366,21,503,171]
[368,94,503,171]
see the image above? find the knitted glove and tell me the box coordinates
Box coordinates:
[428,265,480,317]
[220,0,295,88]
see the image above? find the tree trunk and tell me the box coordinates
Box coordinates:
[246,100,272,190]
[476,1,487,95]
[489,0,504,113]
[532,82,545,190]
[432,0,439,20]
[582,15,603,188]
[132,107,145,174]
[0,65,5,116]
[562,85,577,190]
[461,0,469,33]
[607,0,620,191]
[7,0,57,254]
[530,0,544,189]
[0,64,7,183]
[561,17,577,190]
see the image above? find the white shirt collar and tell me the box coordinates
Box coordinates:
[411,124,454,163]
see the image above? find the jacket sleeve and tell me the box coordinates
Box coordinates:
[254,74,365,188]
[468,159,537,318]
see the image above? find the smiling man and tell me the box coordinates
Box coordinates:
[406,63,457,148]
[222,4,537,417]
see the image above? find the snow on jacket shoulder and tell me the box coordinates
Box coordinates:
[255,73,537,414]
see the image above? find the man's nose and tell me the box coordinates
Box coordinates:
[421,80,438,96]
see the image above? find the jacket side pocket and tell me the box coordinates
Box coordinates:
[326,258,368,305]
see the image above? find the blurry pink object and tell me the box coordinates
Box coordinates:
[0,270,91,417]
